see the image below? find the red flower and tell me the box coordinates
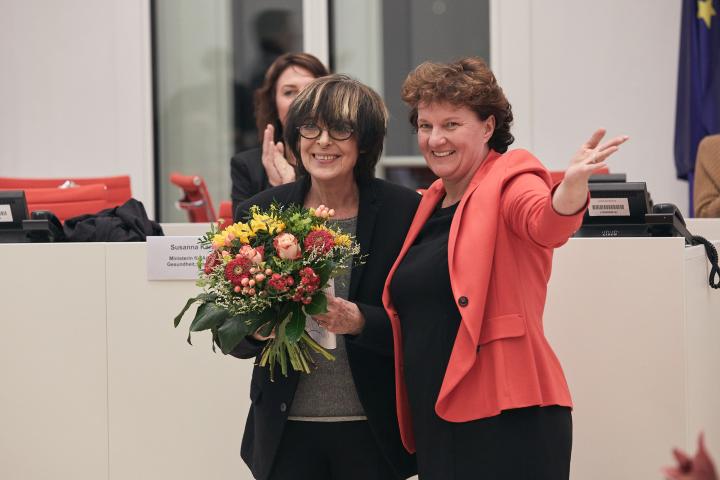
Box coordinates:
[267,274,291,293]
[299,267,320,294]
[304,230,335,254]
[224,257,253,286]
[203,251,221,274]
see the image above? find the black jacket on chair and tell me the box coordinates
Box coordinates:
[231,176,419,480]
[230,147,270,216]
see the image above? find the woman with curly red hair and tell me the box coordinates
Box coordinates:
[382,57,628,479]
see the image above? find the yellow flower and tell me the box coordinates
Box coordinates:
[270,220,285,234]
[250,213,271,233]
[226,222,254,244]
[334,234,352,248]
[250,218,267,234]
[250,212,284,234]
[211,234,225,250]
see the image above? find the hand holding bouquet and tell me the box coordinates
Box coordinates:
[174,203,361,379]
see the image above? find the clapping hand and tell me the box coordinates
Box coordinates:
[663,433,718,480]
[262,124,296,186]
[552,128,629,215]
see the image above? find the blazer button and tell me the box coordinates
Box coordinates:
[280,402,287,412]
[458,296,469,307]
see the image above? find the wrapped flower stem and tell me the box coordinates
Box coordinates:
[258,312,335,380]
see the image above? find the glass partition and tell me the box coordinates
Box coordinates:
[331,0,490,189]
[153,0,303,221]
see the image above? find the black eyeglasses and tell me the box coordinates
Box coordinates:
[297,124,354,141]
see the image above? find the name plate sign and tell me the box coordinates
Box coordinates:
[147,236,211,280]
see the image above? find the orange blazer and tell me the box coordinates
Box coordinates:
[382,149,587,452]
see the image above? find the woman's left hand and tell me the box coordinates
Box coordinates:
[552,128,629,215]
[312,295,365,335]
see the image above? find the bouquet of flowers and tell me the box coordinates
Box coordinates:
[174,203,360,379]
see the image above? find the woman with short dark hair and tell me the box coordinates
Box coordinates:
[232,74,419,480]
[284,75,389,184]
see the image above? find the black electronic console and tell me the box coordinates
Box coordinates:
[588,173,627,183]
[575,183,720,288]
[0,191,31,243]
[644,203,694,244]
[26,210,64,242]
[575,181,653,238]
[0,192,63,243]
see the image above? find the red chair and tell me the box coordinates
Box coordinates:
[217,201,233,229]
[169,173,217,223]
[549,167,609,184]
[0,175,131,208]
[0,184,109,222]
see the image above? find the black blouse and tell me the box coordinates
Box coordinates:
[389,200,461,475]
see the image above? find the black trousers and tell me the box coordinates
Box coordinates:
[268,420,399,480]
[414,405,572,480]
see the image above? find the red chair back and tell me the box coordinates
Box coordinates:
[0,184,109,222]
[169,173,217,223]
[217,201,233,229]
[0,175,131,208]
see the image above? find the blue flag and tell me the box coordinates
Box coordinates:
[674,0,720,184]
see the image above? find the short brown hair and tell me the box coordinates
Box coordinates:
[284,74,388,182]
[401,57,514,153]
[254,53,329,142]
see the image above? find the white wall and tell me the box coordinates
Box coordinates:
[0,0,154,215]
[493,0,688,213]
[0,0,691,219]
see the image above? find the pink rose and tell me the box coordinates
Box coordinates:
[273,233,302,260]
[239,245,264,264]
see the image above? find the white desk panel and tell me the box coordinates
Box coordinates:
[1,237,719,480]
[683,243,720,458]
[0,243,109,480]
[545,237,718,480]
[105,243,253,480]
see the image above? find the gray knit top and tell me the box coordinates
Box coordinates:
[287,216,366,421]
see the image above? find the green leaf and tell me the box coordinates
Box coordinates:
[189,303,230,332]
[216,315,254,354]
[240,309,267,334]
[174,295,204,327]
[315,263,333,286]
[285,305,305,342]
[303,292,327,316]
